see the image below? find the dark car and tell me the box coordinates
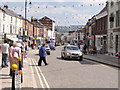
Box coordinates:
[49,44,56,50]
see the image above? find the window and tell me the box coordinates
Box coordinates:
[101,38,103,45]
[10,25,12,34]
[3,13,5,21]
[111,1,114,7]
[11,17,12,23]
[3,24,5,33]
[116,10,120,27]
[110,13,114,28]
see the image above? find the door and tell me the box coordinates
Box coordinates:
[115,35,118,53]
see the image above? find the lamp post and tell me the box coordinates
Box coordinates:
[24,0,31,41]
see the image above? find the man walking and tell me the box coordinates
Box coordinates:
[1,40,9,68]
[38,44,48,66]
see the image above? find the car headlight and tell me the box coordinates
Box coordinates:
[66,52,71,56]
[79,52,83,56]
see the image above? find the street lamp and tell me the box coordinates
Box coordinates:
[24,0,31,41]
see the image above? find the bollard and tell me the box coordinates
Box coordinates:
[21,51,24,67]
[18,57,22,70]
[11,64,18,90]
[18,57,23,83]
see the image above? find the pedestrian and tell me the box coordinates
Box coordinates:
[83,44,87,55]
[9,43,21,76]
[38,44,48,66]
[80,43,84,51]
[31,43,34,49]
[20,42,26,67]
[8,42,15,76]
[1,40,9,68]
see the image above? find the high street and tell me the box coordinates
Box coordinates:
[1,46,119,89]
[26,46,118,88]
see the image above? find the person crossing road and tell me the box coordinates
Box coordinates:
[38,44,48,66]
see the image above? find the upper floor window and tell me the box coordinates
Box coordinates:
[10,25,12,34]
[116,10,120,27]
[110,13,114,28]
[11,17,12,23]
[3,24,5,33]
[111,1,114,7]
[3,13,5,21]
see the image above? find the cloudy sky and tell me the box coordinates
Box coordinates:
[0,0,107,26]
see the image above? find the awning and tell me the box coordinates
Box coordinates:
[6,34,18,42]
[7,38,18,42]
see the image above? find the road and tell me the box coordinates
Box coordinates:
[27,46,118,88]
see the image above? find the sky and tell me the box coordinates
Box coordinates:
[0,0,108,26]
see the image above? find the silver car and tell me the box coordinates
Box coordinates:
[61,45,83,61]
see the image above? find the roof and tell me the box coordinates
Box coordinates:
[32,21,44,28]
[0,7,22,19]
[97,5,107,15]
[39,16,55,22]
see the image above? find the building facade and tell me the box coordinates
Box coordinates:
[39,16,55,43]
[95,6,108,53]
[107,0,120,55]
[0,6,23,43]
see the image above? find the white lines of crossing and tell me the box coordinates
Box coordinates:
[31,59,50,89]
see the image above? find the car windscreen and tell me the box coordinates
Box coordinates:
[67,46,79,50]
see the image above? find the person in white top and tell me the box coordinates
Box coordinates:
[1,40,10,68]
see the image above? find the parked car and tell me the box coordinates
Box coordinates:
[61,45,83,61]
[46,44,50,55]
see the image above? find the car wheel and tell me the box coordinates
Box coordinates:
[61,53,64,59]
[79,56,83,61]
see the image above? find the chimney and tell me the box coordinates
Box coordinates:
[4,5,8,9]
[31,16,37,22]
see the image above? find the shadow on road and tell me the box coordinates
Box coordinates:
[57,57,99,65]
[0,77,12,79]
[29,65,38,66]
[57,57,82,61]
[79,59,99,65]
[0,74,9,76]
[35,54,39,56]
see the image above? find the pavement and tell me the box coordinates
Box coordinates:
[83,54,120,68]
[0,49,38,90]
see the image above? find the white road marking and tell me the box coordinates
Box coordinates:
[28,58,37,88]
[34,60,50,89]
[23,60,28,63]
[32,59,45,89]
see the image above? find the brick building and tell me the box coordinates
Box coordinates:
[39,16,55,43]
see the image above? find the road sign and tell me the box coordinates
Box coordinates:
[15,70,22,89]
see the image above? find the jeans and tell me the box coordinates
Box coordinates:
[2,53,8,67]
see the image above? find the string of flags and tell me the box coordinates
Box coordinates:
[2,1,106,25]
[8,2,105,11]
